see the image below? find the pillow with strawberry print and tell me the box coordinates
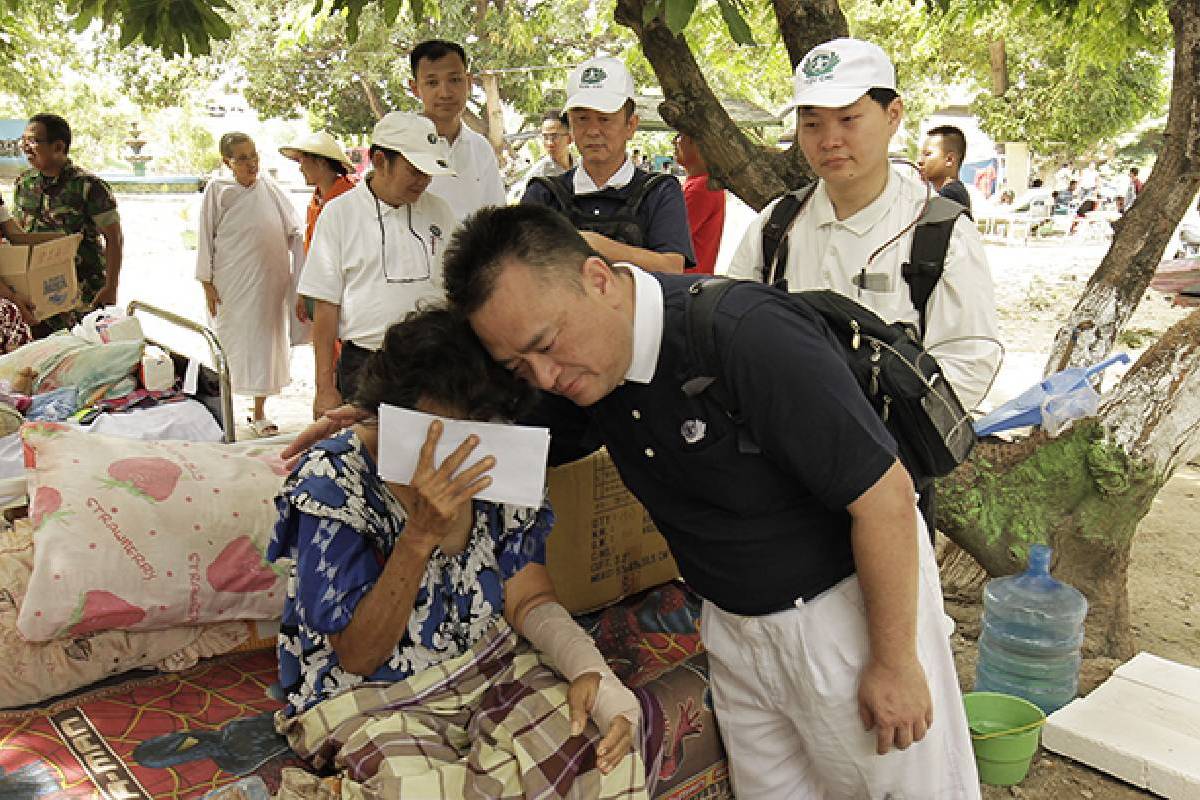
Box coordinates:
[16,422,291,641]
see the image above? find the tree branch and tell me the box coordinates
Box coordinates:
[615,0,844,210]
[357,74,385,121]
[1045,0,1200,373]
[771,0,846,69]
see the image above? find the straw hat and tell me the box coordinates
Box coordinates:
[279,131,353,168]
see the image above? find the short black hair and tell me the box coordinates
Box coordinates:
[322,155,350,176]
[866,87,900,110]
[1129,167,1139,176]
[353,304,534,421]
[368,144,401,165]
[30,113,71,153]
[411,39,468,78]
[926,124,967,166]
[444,205,591,316]
[542,109,569,127]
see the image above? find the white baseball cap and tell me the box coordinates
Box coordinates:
[783,38,897,111]
[370,112,455,176]
[564,56,637,114]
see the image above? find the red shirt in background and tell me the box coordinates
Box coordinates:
[304,175,357,252]
[683,173,725,274]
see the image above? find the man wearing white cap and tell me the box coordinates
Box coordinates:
[709,38,987,798]
[728,38,997,412]
[298,111,457,418]
[727,37,998,547]
[520,56,694,274]
[409,39,506,221]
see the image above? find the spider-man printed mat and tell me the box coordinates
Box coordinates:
[0,583,729,800]
[0,649,303,799]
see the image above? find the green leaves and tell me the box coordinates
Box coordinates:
[68,0,234,56]
[640,0,753,44]
[664,0,696,33]
[715,0,753,45]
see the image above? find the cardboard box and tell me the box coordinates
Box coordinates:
[545,448,680,614]
[0,233,82,321]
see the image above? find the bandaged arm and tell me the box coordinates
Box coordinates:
[521,601,641,733]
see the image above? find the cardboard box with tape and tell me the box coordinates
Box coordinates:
[0,233,82,321]
[545,448,680,614]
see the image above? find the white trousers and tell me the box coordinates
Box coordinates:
[701,523,981,799]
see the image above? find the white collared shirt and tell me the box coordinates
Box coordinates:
[427,125,506,221]
[574,157,636,194]
[726,166,1000,410]
[299,179,457,351]
[624,263,664,384]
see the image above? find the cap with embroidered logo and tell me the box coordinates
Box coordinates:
[783,38,896,112]
[370,111,455,176]
[564,56,637,114]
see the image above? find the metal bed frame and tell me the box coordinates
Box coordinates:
[126,299,236,443]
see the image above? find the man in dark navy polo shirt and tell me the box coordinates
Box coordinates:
[519,56,694,274]
[443,204,980,799]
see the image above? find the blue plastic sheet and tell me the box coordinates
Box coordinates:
[973,353,1131,437]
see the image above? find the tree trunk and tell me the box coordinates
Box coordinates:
[614,0,844,210]
[1045,0,1200,374]
[771,0,846,69]
[621,0,1200,662]
[939,308,1200,659]
[478,71,506,156]
[357,75,385,121]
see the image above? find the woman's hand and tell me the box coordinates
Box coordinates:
[388,419,496,553]
[295,296,311,324]
[567,672,635,774]
[201,281,220,316]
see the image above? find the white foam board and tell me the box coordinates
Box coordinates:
[1043,652,1200,799]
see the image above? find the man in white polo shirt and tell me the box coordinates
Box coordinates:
[299,111,457,419]
[726,38,999,538]
[409,39,505,221]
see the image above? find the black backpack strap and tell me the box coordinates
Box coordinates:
[528,174,580,217]
[902,195,964,335]
[682,278,760,454]
[623,172,671,216]
[761,182,817,288]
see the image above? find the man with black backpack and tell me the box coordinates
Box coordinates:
[433,203,982,799]
[727,38,999,537]
[284,200,983,797]
[727,38,998,413]
[519,56,694,274]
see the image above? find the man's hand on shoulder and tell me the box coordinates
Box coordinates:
[857,655,933,755]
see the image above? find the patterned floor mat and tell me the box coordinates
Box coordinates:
[0,583,728,800]
[0,650,303,799]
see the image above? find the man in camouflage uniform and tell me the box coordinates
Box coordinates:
[14,113,124,331]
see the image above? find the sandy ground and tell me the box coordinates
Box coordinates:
[113,192,1197,798]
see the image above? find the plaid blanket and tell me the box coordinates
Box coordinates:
[275,619,649,800]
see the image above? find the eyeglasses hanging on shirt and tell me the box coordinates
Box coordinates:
[853,158,932,297]
[373,192,432,284]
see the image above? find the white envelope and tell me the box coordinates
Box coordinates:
[376,404,551,508]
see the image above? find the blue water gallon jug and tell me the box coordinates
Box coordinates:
[974,544,1088,714]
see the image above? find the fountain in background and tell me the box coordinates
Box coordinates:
[125,121,153,177]
[102,119,205,194]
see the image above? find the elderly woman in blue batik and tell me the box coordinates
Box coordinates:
[267,306,646,799]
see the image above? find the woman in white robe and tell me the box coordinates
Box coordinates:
[195,132,303,436]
